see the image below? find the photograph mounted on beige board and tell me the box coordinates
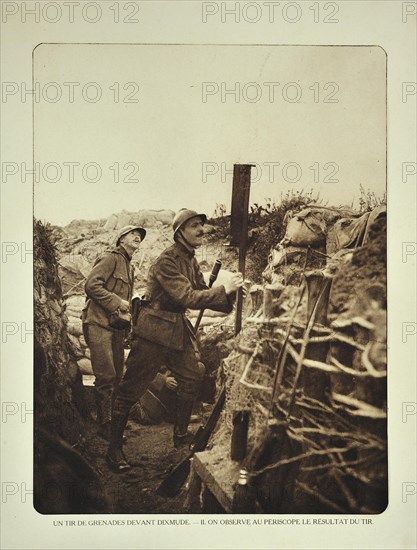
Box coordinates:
[32,43,387,515]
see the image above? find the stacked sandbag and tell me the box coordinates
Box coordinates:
[262,205,369,285]
[262,207,337,285]
[326,205,386,255]
[326,212,369,254]
[283,208,327,247]
[65,294,93,375]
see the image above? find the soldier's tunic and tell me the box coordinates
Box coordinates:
[83,246,134,399]
[114,242,233,410]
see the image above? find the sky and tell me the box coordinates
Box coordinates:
[33,44,386,225]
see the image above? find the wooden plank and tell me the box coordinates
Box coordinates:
[192,451,241,513]
[183,466,202,513]
[230,164,252,247]
[230,164,253,335]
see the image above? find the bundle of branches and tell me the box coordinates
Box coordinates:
[219,313,387,514]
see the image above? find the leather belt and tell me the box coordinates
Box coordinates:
[151,303,185,314]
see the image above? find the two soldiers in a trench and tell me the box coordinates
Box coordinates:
[83,209,244,472]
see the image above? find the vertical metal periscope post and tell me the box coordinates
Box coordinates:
[230,164,253,336]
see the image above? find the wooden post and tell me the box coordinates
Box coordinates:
[303,271,333,402]
[230,164,253,335]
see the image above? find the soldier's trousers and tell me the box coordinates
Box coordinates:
[113,333,205,415]
[85,324,125,399]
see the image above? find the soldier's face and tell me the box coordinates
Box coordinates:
[181,218,205,248]
[120,230,142,253]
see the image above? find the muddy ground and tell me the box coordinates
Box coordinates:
[84,412,201,514]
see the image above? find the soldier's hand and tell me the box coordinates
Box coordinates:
[242,280,251,298]
[119,299,130,313]
[224,272,244,295]
[165,377,178,391]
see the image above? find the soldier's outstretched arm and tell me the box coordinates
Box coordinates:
[155,257,233,313]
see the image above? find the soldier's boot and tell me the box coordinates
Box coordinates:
[106,407,131,473]
[95,392,103,425]
[110,389,128,442]
[173,397,194,449]
[97,393,112,441]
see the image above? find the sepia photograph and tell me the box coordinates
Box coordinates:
[1,2,415,549]
[33,43,387,515]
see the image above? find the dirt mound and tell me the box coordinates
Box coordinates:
[330,214,386,315]
[103,209,175,231]
[34,220,87,442]
[34,221,118,514]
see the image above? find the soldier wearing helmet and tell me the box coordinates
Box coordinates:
[106,209,244,472]
[83,225,145,439]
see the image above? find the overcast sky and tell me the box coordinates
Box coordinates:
[33,44,386,226]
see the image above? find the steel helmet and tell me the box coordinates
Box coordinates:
[172,209,207,236]
[116,225,146,245]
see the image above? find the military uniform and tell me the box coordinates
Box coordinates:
[114,241,232,408]
[83,245,134,426]
[107,211,236,472]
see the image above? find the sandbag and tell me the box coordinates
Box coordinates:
[60,255,91,278]
[284,208,326,246]
[68,333,82,354]
[65,308,83,319]
[65,295,86,310]
[67,317,83,337]
[363,205,386,245]
[327,212,369,254]
[79,335,87,349]
[77,358,93,375]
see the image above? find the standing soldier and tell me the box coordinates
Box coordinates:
[106,209,244,472]
[83,225,146,439]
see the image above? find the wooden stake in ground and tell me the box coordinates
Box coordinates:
[230,164,253,335]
